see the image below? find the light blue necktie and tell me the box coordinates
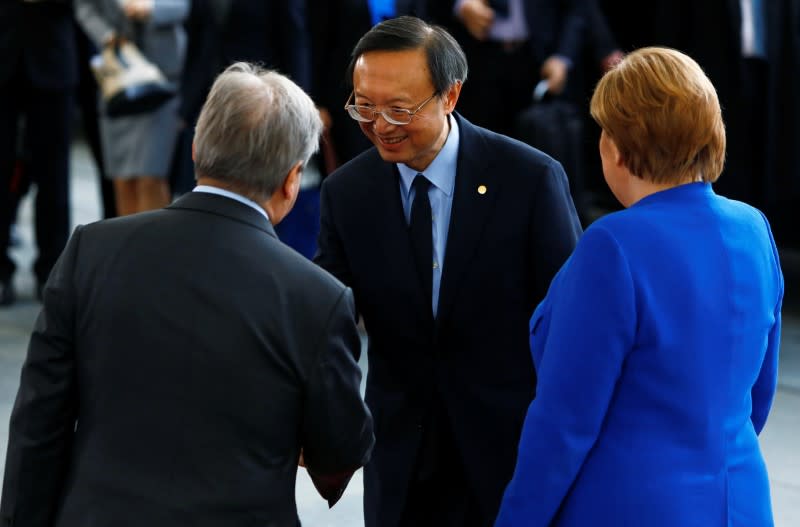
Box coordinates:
[368,0,396,26]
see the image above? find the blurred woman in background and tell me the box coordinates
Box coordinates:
[76,0,188,215]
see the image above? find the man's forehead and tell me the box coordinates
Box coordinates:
[353,49,432,91]
[355,49,428,74]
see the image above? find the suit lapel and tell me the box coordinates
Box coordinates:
[368,161,408,254]
[436,115,499,324]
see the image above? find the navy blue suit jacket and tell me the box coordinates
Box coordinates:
[316,114,582,526]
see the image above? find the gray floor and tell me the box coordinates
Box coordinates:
[1,141,799,525]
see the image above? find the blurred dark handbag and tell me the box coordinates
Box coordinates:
[90,37,176,118]
[515,80,586,211]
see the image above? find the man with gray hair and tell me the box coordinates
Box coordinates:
[0,62,373,527]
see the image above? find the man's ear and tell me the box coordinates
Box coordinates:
[443,81,462,115]
[191,141,196,162]
[268,161,305,225]
[282,161,304,200]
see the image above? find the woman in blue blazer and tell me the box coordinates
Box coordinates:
[495,47,783,527]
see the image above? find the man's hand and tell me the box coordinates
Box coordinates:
[540,56,569,95]
[123,0,153,21]
[457,0,495,41]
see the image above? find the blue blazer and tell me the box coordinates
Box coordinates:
[495,183,783,526]
[316,113,582,526]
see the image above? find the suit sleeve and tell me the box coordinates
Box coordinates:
[275,0,312,93]
[585,0,619,64]
[496,227,635,526]
[177,0,210,122]
[750,226,783,434]
[555,0,589,64]
[308,0,333,103]
[530,158,582,302]
[75,0,117,46]
[314,179,356,290]
[751,305,781,434]
[308,0,346,107]
[301,288,374,507]
[0,227,83,527]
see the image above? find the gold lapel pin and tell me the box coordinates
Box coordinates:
[478,185,487,195]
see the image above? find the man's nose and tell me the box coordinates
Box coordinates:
[372,112,397,132]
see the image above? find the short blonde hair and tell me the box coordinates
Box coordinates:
[590,47,726,183]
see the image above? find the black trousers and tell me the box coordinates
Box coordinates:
[0,60,73,285]
[399,401,486,527]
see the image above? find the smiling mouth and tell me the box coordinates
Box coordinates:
[377,135,406,145]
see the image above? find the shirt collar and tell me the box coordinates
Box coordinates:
[397,114,460,198]
[193,185,271,223]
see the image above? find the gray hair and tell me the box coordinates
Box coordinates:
[193,62,323,199]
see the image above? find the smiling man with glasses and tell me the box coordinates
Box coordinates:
[341,36,462,173]
[315,16,582,527]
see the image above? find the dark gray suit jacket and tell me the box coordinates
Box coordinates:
[0,192,374,527]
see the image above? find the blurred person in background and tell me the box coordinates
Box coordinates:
[598,0,800,247]
[4,20,116,264]
[176,0,323,257]
[0,0,76,306]
[427,0,589,139]
[74,19,117,219]
[76,0,188,216]
[175,0,312,196]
